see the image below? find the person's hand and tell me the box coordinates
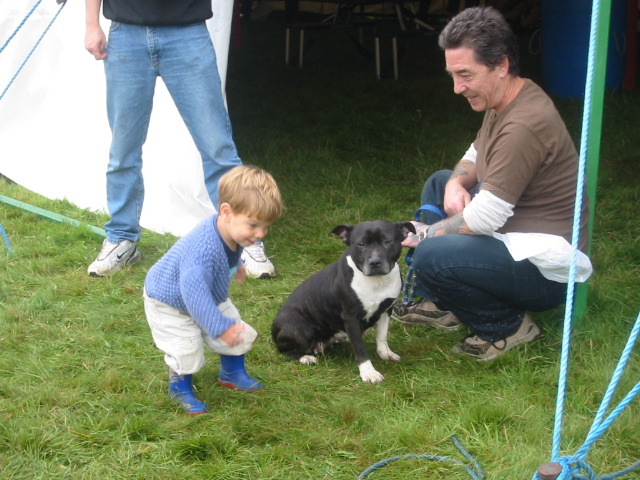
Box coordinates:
[401,221,428,248]
[85,25,107,60]
[443,179,471,216]
[219,323,247,347]
[235,264,246,284]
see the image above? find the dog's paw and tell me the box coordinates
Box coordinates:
[358,360,384,383]
[331,332,349,344]
[377,344,401,362]
[299,355,317,365]
[313,333,349,354]
[378,349,401,362]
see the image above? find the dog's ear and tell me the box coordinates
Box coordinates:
[330,225,353,245]
[397,221,416,239]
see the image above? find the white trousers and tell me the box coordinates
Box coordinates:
[143,290,257,375]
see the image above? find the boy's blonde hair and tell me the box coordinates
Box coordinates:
[218,165,283,223]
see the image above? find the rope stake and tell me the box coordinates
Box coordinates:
[533,312,640,479]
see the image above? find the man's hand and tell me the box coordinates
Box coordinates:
[85,24,107,60]
[401,221,428,248]
[443,178,471,217]
[444,158,477,216]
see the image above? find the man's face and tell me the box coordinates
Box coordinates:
[444,47,508,113]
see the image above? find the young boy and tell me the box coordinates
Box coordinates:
[143,166,283,415]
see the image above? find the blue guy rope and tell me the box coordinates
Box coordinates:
[573,314,640,462]
[533,312,640,480]
[0,0,67,102]
[552,0,602,463]
[0,0,44,54]
[358,435,485,479]
[530,0,640,478]
[0,224,12,255]
[1,2,100,251]
[541,0,605,466]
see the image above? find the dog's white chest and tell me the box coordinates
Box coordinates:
[346,256,401,318]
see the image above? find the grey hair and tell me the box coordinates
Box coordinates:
[438,7,520,75]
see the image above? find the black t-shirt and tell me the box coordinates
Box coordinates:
[103,0,213,26]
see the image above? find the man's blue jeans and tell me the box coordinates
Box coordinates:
[104,22,241,242]
[411,171,567,341]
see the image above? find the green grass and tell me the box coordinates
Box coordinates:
[1,15,639,480]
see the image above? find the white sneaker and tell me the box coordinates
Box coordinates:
[241,241,276,279]
[88,239,141,277]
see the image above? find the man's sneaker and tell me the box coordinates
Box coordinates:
[88,239,141,277]
[392,299,462,331]
[241,240,276,279]
[451,313,541,361]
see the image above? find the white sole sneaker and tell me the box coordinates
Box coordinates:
[241,241,276,279]
[88,239,141,277]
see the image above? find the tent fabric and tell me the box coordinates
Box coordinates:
[0,0,235,237]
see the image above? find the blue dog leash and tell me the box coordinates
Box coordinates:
[402,204,446,305]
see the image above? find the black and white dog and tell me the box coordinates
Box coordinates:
[271,220,415,383]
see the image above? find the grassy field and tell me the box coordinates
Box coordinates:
[1,13,639,480]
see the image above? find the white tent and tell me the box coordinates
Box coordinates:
[0,0,235,237]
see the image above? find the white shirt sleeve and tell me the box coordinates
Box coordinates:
[463,189,514,235]
[462,143,477,163]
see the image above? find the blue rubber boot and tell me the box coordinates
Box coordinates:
[217,354,263,392]
[168,370,208,415]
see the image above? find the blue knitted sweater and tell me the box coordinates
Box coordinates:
[144,215,240,339]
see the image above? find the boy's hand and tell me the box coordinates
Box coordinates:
[219,323,247,347]
[235,265,246,284]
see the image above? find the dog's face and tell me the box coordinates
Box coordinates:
[331,221,415,276]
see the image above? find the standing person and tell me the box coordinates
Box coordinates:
[143,165,283,415]
[393,7,592,361]
[83,0,276,279]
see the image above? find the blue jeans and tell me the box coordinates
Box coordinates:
[411,171,567,341]
[104,22,241,242]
